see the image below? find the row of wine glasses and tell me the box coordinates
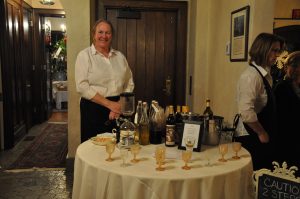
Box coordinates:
[155,136,196,171]
[218,142,242,162]
[105,142,141,167]
[105,140,242,169]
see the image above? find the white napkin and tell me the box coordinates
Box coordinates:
[96,133,114,137]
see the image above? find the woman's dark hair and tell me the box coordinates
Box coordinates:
[249,33,285,66]
[91,19,114,41]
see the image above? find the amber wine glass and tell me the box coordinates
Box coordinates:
[105,142,116,162]
[232,142,242,159]
[155,146,165,171]
[218,143,228,162]
[181,150,192,170]
[155,146,166,165]
[130,144,141,163]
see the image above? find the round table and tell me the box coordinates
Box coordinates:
[72,141,254,199]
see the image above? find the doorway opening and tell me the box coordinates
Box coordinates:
[45,16,68,112]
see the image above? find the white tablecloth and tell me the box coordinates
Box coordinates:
[72,141,254,199]
[52,81,68,110]
[55,90,67,109]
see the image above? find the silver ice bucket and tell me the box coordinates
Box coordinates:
[202,116,224,146]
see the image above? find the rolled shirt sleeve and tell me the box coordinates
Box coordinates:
[237,65,268,123]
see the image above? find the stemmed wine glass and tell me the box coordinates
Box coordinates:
[203,149,212,167]
[184,136,196,151]
[232,142,242,159]
[105,142,116,162]
[120,147,129,167]
[218,143,228,162]
[181,150,192,170]
[130,144,141,163]
[155,146,166,171]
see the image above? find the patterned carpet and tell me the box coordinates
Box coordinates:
[7,123,68,170]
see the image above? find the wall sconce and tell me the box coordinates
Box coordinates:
[39,0,55,5]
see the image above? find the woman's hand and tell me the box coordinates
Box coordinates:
[108,101,121,114]
[109,111,120,120]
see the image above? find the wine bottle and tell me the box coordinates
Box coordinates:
[165,105,176,147]
[202,99,216,145]
[134,100,143,142]
[139,102,150,145]
[134,100,143,124]
[203,99,213,119]
[175,105,183,145]
[181,105,189,120]
[150,101,162,144]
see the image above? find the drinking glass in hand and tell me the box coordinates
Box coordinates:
[105,142,116,162]
[130,144,141,163]
[232,142,242,159]
[155,146,166,171]
[218,143,228,162]
[120,147,129,167]
[181,150,192,170]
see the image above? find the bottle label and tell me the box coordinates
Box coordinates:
[165,125,175,145]
[139,124,150,145]
[120,130,135,147]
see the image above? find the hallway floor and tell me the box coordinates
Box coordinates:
[0,111,73,199]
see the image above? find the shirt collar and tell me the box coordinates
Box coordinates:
[91,44,117,57]
[251,61,268,77]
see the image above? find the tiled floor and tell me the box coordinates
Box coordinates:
[0,111,73,199]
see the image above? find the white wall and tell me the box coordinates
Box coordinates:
[274,0,300,28]
[190,0,275,125]
[60,0,89,158]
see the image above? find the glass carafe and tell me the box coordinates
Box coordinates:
[119,118,136,148]
[120,92,135,117]
[119,92,136,148]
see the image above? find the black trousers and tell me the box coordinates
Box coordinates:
[80,96,119,143]
[235,135,274,171]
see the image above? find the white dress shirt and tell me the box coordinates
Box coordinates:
[75,44,134,99]
[236,62,273,136]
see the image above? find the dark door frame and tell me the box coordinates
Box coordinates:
[31,9,65,123]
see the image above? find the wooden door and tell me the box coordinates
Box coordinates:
[22,4,34,130]
[100,0,187,108]
[3,0,27,148]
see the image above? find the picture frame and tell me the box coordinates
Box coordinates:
[178,120,204,152]
[230,5,250,62]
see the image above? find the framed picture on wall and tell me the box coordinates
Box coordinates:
[230,5,250,62]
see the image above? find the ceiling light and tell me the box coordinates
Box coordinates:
[39,0,55,5]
